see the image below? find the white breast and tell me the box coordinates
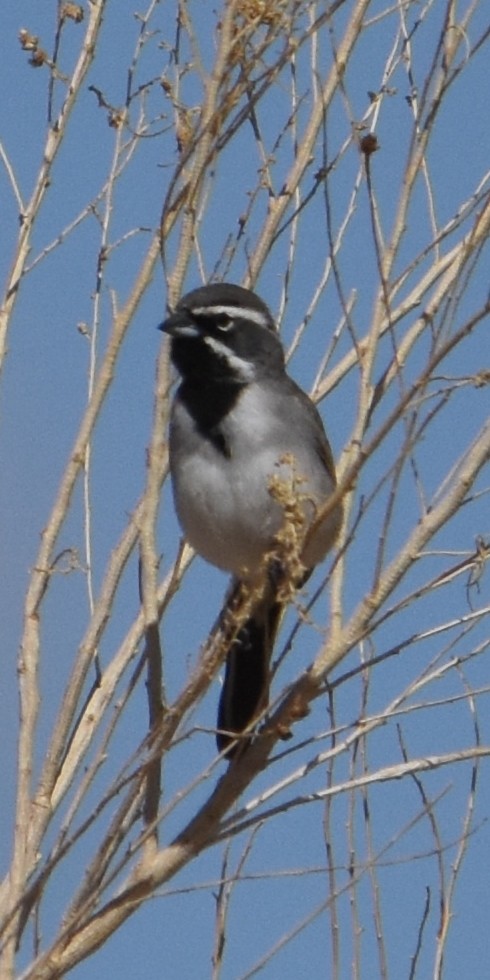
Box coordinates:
[170,384,339,578]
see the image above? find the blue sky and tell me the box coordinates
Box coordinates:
[1,2,490,978]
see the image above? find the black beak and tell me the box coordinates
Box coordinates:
[158,310,199,338]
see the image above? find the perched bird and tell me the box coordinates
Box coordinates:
[160,283,342,756]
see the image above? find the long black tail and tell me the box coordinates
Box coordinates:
[216,596,282,757]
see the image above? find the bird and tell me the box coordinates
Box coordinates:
[160,282,342,757]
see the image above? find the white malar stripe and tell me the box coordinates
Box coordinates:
[203,335,257,381]
[191,304,274,330]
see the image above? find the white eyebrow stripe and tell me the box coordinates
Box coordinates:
[203,335,257,381]
[191,304,273,330]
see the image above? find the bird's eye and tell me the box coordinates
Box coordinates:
[215,312,233,331]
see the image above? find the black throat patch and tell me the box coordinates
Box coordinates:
[178,381,244,458]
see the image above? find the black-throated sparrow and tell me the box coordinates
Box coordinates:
[160,283,342,755]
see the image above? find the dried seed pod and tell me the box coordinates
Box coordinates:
[360,132,380,156]
[61,3,84,22]
[19,28,39,51]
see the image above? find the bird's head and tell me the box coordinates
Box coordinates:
[159,283,284,385]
